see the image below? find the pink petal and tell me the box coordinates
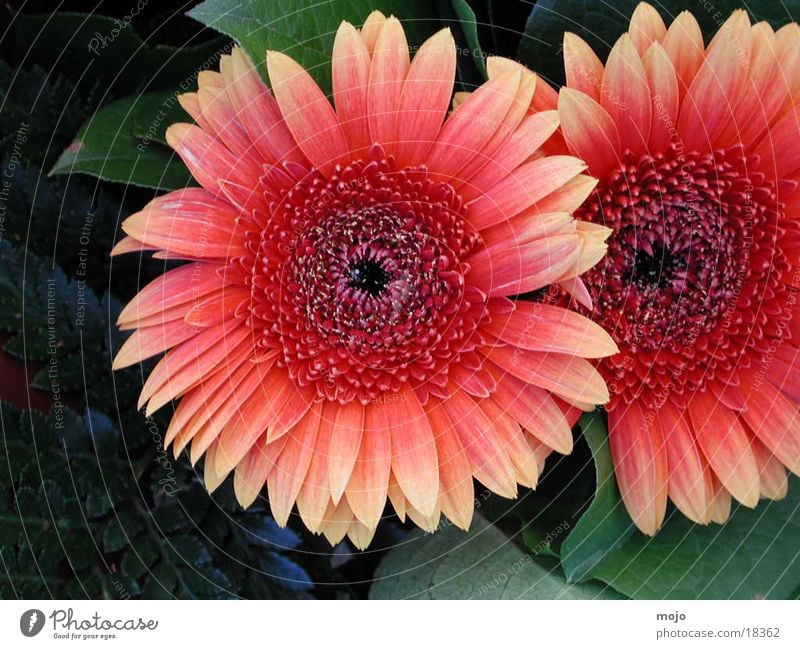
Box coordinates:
[332,21,372,156]
[267,50,349,176]
[609,402,668,535]
[366,16,410,158]
[394,28,456,167]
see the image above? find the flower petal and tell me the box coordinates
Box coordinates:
[602,34,651,155]
[687,391,760,508]
[558,88,622,177]
[367,16,410,157]
[332,21,372,156]
[484,345,609,407]
[609,401,668,535]
[484,300,618,359]
[394,28,456,167]
[267,50,349,175]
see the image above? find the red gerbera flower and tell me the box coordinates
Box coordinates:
[112,12,617,548]
[553,3,800,533]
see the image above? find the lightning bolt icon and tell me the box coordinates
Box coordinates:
[28,611,38,632]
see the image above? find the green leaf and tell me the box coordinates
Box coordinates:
[370,512,623,599]
[85,490,112,519]
[517,0,800,87]
[102,511,143,553]
[189,0,441,92]
[437,0,487,89]
[592,476,800,599]
[49,92,192,190]
[560,411,634,582]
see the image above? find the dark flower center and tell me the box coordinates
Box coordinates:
[246,146,487,404]
[575,144,792,408]
[628,244,685,290]
[349,258,392,296]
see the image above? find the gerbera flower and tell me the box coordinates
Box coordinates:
[548,2,800,533]
[112,12,617,548]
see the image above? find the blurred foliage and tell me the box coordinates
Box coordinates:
[0,402,313,598]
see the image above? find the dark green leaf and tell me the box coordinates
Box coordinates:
[49,92,192,190]
[592,476,800,599]
[370,512,622,599]
[560,411,634,582]
[85,490,112,519]
[437,0,487,89]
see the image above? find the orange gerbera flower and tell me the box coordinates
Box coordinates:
[551,2,800,533]
[112,12,616,548]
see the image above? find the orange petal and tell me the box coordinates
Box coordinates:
[387,385,439,518]
[467,155,587,230]
[739,372,800,476]
[462,110,560,199]
[440,390,517,499]
[479,398,540,488]
[225,47,306,165]
[687,391,760,508]
[661,11,705,96]
[267,50,349,175]
[233,434,289,508]
[558,87,622,177]
[332,21,372,156]
[609,401,668,535]
[564,32,604,102]
[394,28,456,166]
[657,401,713,524]
[170,350,261,455]
[486,367,574,454]
[628,2,666,54]
[140,323,252,414]
[117,262,228,327]
[602,34,651,156]
[267,403,322,525]
[360,10,386,54]
[467,234,581,297]
[327,400,365,504]
[483,300,618,359]
[747,429,789,501]
[676,13,751,151]
[483,345,609,407]
[454,57,536,184]
[423,401,474,530]
[113,319,202,370]
[296,401,336,532]
[214,368,308,476]
[367,16,410,158]
[529,173,598,215]
[165,122,261,192]
[345,402,392,528]
[426,69,521,180]
[641,42,679,151]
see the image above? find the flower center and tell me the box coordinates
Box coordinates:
[245,147,486,404]
[629,244,683,290]
[349,257,391,296]
[576,144,792,407]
